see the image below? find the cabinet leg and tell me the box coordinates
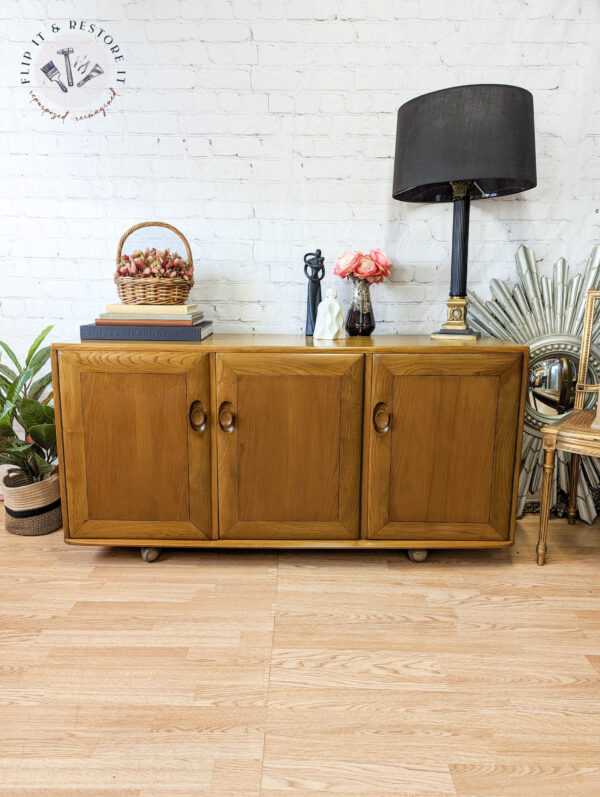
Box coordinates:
[407,549,428,562]
[141,547,161,563]
[568,453,579,526]
[537,446,556,566]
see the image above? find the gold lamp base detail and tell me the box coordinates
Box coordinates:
[430,296,480,341]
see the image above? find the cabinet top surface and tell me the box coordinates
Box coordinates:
[53,334,528,353]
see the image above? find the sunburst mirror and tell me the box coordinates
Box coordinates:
[468,244,600,523]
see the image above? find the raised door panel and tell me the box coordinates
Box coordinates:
[367,352,523,541]
[217,353,363,539]
[57,349,211,540]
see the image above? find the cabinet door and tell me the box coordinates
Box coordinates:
[57,349,211,540]
[216,353,363,539]
[367,352,524,541]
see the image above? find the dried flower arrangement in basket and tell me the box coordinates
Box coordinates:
[114,221,194,305]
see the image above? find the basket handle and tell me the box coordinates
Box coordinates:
[116,221,193,268]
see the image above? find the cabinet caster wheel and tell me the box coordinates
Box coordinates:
[141,547,161,563]
[407,549,428,562]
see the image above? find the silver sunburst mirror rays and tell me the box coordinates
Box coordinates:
[468,244,600,523]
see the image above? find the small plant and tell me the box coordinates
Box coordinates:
[0,326,57,483]
[115,247,193,281]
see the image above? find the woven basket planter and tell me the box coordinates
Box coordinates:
[3,472,61,536]
[114,221,194,305]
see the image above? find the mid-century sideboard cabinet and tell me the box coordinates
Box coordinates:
[51,335,528,561]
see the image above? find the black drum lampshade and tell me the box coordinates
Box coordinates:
[393,84,537,338]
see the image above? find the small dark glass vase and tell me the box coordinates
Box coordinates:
[345,277,375,336]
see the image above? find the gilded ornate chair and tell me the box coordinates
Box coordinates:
[537,289,600,565]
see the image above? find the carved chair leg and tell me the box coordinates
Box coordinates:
[537,447,556,566]
[568,453,580,526]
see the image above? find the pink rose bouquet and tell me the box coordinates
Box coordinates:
[333,248,392,284]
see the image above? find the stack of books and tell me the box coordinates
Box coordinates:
[80,303,213,341]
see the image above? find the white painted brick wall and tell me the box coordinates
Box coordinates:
[1,0,600,358]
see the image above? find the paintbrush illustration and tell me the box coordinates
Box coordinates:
[40,61,68,93]
[77,63,104,88]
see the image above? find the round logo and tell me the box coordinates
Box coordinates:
[20,21,126,121]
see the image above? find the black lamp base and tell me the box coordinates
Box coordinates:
[430,187,481,341]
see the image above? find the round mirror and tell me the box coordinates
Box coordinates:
[523,335,600,435]
[528,355,578,417]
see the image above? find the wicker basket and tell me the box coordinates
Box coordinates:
[114,221,194,305]
[3,471,61,536]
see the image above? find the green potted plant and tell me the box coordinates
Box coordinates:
[0,327,61,535]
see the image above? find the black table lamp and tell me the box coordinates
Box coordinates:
[393,84,537,339]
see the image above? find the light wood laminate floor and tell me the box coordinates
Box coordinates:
[1,515,599,796]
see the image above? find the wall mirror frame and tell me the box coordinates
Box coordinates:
[469,244,600,523]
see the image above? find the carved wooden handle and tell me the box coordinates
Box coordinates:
[189,400,207,433]
[373,402,391,434]
[218,401,236,433]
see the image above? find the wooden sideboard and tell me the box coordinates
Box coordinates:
[51,335,528,560]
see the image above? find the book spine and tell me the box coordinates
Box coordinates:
[105,304,198,315]
[99,313,202,321]
[96,319,195,327]
[80,324,213,341]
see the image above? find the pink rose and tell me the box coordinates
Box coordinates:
[354,255,379,281]
[368,248,392,279]
[334,250,362,278]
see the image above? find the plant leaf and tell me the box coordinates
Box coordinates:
[0,416,15,438]
[6,368,33,404]
[19,398,47,429]
[26,325,53,366]
[0,453,23,467]
[0,455,35,482]
[32,452,53,478]
[27,347,51,380]
[0,363,18,383]
[0,340,22,374]
[28,423,56,450]
[28,372,53,401]
[6,441,35,452]
[0,402,17,430]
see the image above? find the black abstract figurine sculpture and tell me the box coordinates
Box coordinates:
[304,249,325,336]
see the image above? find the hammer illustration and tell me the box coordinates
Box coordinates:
[57,48,74,86]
